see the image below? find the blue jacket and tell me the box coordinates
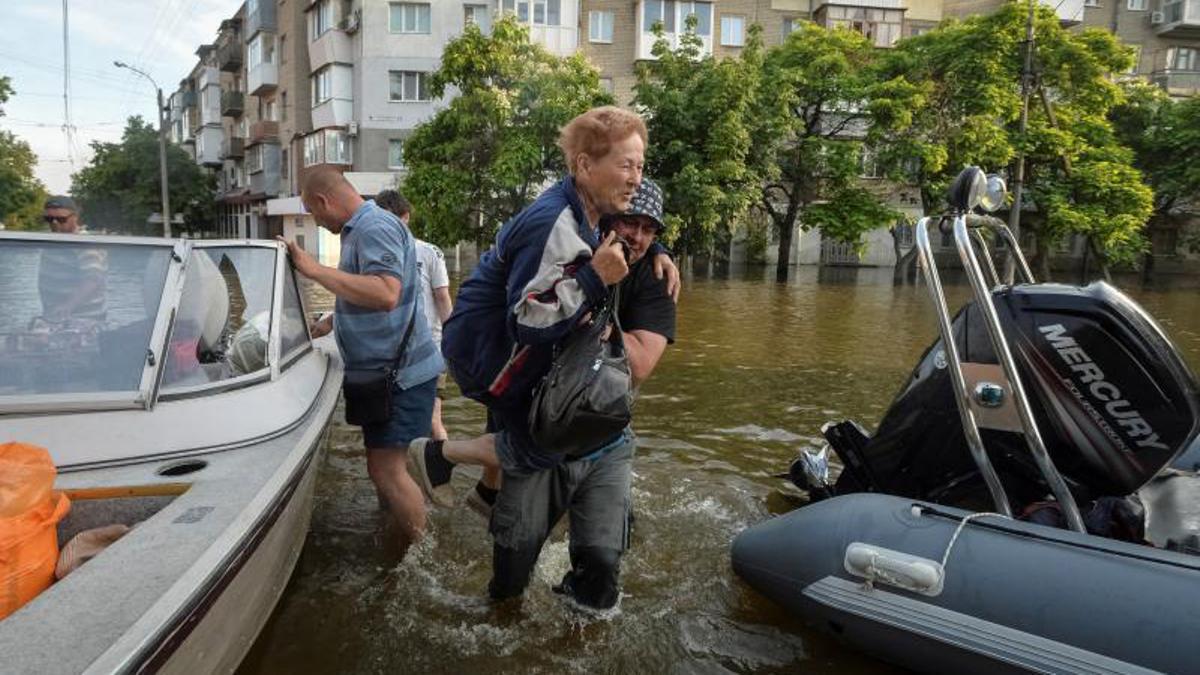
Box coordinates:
[442,177,614,471]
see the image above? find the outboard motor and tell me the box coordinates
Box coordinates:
[822,167,1200,520]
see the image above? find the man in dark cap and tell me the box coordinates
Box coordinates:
[36,195,107,323]
[42,195,83,234]
[407,178,676,610]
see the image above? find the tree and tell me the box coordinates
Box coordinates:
[632,19,766,256]
[400,17,612,247]
[752,24,911,281]
[1111,82,1200,221]
[71,116,215,236]
[875,3,1153,279]
[0,75,47,229]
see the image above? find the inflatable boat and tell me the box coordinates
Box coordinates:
[732,168,1200,674]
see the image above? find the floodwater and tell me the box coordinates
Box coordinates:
[239,265,1200,675]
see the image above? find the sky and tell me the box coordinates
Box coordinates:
[1,0,239,195]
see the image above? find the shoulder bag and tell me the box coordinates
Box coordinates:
[342,299,418,427]
[528,287,633,457]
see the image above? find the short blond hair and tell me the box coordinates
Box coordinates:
[558,106,648,176]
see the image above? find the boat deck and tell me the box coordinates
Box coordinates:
[0,350,341,674]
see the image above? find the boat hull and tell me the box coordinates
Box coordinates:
[732,493,1200,674]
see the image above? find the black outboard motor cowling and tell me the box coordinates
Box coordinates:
[836,282,1200,509]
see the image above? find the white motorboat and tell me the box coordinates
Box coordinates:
[0,232,342,674]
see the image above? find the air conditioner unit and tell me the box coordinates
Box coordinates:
[1150,10,1165,24]
[347,121,359,136]
[340,9,361,33]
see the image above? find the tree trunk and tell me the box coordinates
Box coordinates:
[891,228,919,284]
[775,219,794,282]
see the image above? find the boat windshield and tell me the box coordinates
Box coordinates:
[160,246,277,389]
[0,239,172,397]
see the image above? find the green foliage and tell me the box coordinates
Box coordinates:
[633,18,765,253]
[1111,82,1200,217]
[875,3,1151,265]
[70,117,216,235]
[401,17,612,246]
[752,23,908,273]
[0,75,48,229]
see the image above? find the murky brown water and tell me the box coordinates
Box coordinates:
[240,265,1200,675]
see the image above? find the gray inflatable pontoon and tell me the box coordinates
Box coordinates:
[732,170,1200,675]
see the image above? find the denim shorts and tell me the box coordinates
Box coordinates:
[361,376,437,450]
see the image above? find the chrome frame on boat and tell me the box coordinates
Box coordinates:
[914,214,1086,533]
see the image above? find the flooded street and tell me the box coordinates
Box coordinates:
[240,266,1200,675]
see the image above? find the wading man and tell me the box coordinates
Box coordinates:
[409,107,677,609]
[284,167,443,549]
[375,189,454,441]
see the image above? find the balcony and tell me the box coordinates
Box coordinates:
[180,90,197,109]
[309,27,353,72]
[312,98,353,129]
[245,0,276,38]
[248,61,278,96]
[1044,0,1084,24]
[221,91,245,117]
[217,40,243,72]
[195,126,224,167]
[249,120,279,145]
[1152,69,1200,95]
[222,137,245,159]
[1156,0,1200,37]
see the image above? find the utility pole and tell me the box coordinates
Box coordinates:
[1006,0,1037,283]
[114,61,173,238]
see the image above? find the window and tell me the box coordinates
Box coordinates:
[280,91,288,122]
[264,98,278,122]
[464,4,492,33]
[600,77,614,94]
[248,33,275,68]
[679,2,712,36]
[590,10,614,42]
[311,66,332,106]
[1127,0,1146,9]
[303,129,353,166]
[390,3,432,33]
[247,144,264,173]
[388,139,405,169]
[310,0,333,40]
[162,248,277,389]
[389,70,430,102]
[720,15,745,46]
[644,0,675,32]
[279,265,309,358]
[1084,0,1099,6]
[279,34,287,64]
[1170,47,1199,70]
[783,17,802,37]
[859,146,881,179]
[281,148,289,179]
[533,0,561,25]
[1127,45,1140,74]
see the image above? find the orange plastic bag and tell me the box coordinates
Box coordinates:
[1,443,71,621]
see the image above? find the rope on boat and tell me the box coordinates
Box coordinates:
[939,512,1011,569]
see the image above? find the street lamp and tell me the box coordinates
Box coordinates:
[114,61,172,238]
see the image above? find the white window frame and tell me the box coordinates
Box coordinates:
[1170,47,1198,71]
[311,66,332,107]
[388,139,405,169]
[310,0,334,41]
[678,1,712,37]
[302,129,353,167]
[720,14,745,46]
[1127,44,1140,74]
[247,143,264,174]
[1126,0,1146,10]
[589,10,614,43]
[390,3,432,33]
[464,4,492,32]
[1083,0,1100,6]
[389,70,431,102]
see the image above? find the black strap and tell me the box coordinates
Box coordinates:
[388,288,419,374]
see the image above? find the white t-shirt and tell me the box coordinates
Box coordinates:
[415,239,450,344]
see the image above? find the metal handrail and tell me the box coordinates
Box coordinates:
[914,217,1014,517]
[952,214,1086,532]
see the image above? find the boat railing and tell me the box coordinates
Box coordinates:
[915,215,1086,533]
